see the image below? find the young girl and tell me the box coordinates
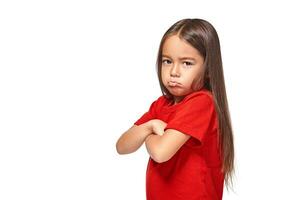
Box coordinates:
[116,18,235,200]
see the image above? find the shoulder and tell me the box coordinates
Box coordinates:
[147,94,166,113]
[152,95,166,105]
[153,94,169,107]
[182,89,215,106]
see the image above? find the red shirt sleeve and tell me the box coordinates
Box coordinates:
[133,98,158,126]
[164,92,215,143]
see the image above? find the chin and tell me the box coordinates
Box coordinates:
[168,88,183,96]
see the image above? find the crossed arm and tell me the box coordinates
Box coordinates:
[116,119,191,163]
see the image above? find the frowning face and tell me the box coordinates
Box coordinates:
[161,34,205,104]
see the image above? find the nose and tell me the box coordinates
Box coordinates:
[170,63,180,77]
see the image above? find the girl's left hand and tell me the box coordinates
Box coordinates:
[150,119,167,136]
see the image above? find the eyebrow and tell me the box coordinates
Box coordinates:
[162,54,196,61]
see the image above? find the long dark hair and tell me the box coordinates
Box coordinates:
[155,18,235,189]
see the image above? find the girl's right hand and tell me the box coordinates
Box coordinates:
[149,119,167,136]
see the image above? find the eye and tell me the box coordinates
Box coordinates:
[183,61,193,67]
[162,59,171,65]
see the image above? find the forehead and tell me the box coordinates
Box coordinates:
[162,35,201,59]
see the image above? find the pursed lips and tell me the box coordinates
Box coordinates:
[168,81,181,87]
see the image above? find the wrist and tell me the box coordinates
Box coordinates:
[144,120,153,134]
[138,120,153,140]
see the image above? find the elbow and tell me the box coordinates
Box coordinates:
[115,140,126,155]
[116,147,124,155]
[151,156,164,163]
[116,140,135,155]
[152,155,168,163]
[145,135,171,163]
[145,141,169,163]
[116,145,127,155]
[150,149,170,163]
[115,142,122,155]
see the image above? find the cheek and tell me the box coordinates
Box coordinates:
[161,68,168,78]
[161,67,167,74]
[185,72,197,82]
[161,69,168,83]
[185,72,200,87]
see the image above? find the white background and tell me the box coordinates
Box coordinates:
[1,0,300,199]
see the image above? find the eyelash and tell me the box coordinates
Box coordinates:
[162,59,194,66]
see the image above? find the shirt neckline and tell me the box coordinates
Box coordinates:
[162,88,210,112]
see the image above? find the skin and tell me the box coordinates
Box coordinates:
[161,34,205,104]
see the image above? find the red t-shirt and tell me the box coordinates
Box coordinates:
[133,88,225,200]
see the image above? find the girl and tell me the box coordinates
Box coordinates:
[116,18,235,200]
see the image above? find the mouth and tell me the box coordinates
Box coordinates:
[168,81,181,87]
